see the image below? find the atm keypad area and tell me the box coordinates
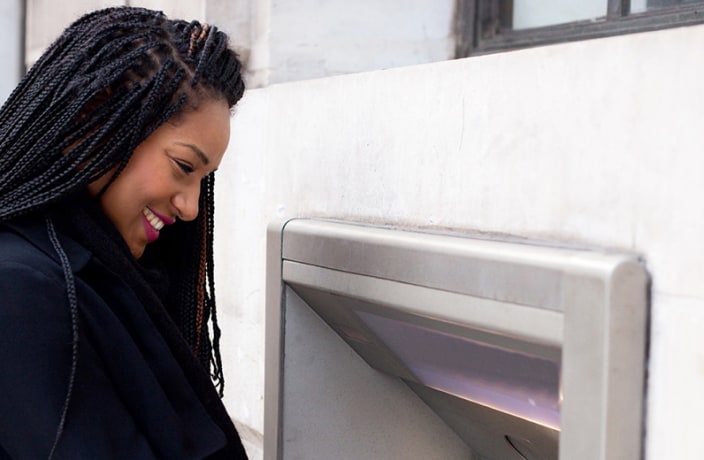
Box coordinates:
[264,219,648,460]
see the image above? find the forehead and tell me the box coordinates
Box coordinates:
[166,98,231,166]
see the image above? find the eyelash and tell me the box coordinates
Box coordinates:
[175,160,194,174]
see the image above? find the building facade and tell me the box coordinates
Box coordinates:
[6,2,704,459]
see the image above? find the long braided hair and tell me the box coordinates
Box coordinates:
[0,6,244,401]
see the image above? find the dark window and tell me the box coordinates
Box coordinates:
[456,0,704,57]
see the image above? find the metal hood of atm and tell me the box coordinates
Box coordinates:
[264,218,648,460]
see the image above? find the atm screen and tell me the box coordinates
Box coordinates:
[356,310,562,430]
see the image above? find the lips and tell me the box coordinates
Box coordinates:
[142,207,174,243]
[148,207,176,226]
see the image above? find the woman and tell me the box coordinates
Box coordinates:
[0,7,248,459]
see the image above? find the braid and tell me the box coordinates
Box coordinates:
[0,5,244,396]
[204,175,225,396]
[0,7,244,219]
[45,217,80,460]
[147,174,226,394]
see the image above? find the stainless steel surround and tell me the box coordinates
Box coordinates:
[264,218,648,460]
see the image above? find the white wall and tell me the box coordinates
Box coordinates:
[25,0,456,88]
[0,0,23,105]
[25,0,206,66]
[209,0,457,88]
[267,0,455,84]
[218,24,704,459]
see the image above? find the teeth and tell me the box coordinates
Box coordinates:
[142,208,165,231]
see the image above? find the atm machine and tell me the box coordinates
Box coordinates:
[264,219,648,460]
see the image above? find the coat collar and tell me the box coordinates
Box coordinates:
[3,214,92,273]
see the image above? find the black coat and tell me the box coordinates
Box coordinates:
[0,216,248,459]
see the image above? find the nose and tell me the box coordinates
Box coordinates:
[172,182,200,222]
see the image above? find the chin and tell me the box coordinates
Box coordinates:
[130,245,146,259]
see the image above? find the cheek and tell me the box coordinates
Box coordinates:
[98,186,136,231]
[98,148,178,219]
[146,169,178,201]
[121,160,171,201]
[98,172,152,222]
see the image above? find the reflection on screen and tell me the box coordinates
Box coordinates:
[355,311,561,429]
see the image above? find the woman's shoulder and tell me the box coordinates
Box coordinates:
[0,223,65,294]
[0,216,94,327]
[0,220,53,267]
[0,216,92,276]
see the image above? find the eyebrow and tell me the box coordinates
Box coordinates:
[176,142,210,166]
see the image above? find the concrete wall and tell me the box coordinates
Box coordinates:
[266,0,455,85]
[24,0,456,87]
[206,0,456,88]
[218,24,704,459]
[0,0,23,105]
[25,0,206,66]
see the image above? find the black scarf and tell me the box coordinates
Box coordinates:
[49,195,248,459]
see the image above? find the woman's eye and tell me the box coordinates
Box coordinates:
[176,160,194,174]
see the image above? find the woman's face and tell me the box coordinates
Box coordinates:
[88,98,231,259]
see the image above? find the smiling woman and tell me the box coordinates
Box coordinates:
[0,7,247,460]
[88,99,231,258]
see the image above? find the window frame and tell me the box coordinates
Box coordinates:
[456,0,704,57]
